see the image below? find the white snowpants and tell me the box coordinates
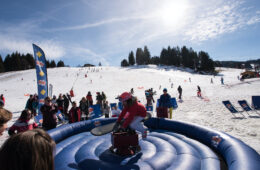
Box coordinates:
[129,116,147,135]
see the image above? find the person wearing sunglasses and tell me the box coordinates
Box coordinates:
[40,97,58,130]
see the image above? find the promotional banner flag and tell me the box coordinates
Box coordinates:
[32,44,48,114]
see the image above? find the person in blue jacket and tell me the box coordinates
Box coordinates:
[159,88,171,107]
[158,88,171,117]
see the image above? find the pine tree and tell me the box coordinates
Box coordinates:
[46,60,50,68]
[136,48,144,65]
[121,59,129,67]
[150,56,160,65]
[0,55,5,72]
[25,53,35,69]
[128,51,135,66]
[143,46,151,65]
[198,51,215,72]
[57,60,65,67]
[50,60,56,68]
[160,48,168,65]
[4,54,12,71]
[20,55,29,70]
[181,46,189,67]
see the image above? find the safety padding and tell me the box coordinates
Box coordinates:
[48,118,260,170]
[48,118,117,143]
[144,118,260,170]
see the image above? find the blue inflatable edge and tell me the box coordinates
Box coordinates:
[48,118,260,170]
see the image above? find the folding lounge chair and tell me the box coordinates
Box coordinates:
[222,100,245,118]
[252,96,260,110]
[56,111,68,124]
[170,97,178,109]
[34,114,43,126]
[238,100,260,116]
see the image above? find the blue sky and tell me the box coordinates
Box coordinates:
[0,0,260,66]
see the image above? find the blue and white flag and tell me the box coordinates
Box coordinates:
[32,44,48,114]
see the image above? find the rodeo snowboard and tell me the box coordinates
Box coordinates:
[91,112,151,136]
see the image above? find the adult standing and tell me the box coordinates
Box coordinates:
[40,97,58,130]
[25,95,34,112]
[197,86,201,97]
[157,88,171,118]
[63,94,70,117]
[56,94,64,113]
[69,101,81,123]
[86,91,93,106]
[79,97,89,120]
[102,101,110,118]
[177,86,183,100]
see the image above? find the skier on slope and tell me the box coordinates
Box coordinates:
[177,85,183,100]
[197,86,201,97]
[114,92,148,139]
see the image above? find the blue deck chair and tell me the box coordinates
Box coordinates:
[118,102,123,110]
[110,103,117,109]
[34,114,43,126]
[170,97,178,109]
[89,104,103,119]
[56,110,67,124]
[222,100,245,118]
[238,100,260,116]
[146,105,153,112]
[252,96,260,110]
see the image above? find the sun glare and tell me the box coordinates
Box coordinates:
[159,1,188,26]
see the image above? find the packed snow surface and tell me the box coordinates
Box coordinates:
[1,65,260,154]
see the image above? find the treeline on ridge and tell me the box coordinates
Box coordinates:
[0,52,65,73]
[121,45,215,72]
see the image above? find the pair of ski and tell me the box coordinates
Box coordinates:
[91,112,151,136]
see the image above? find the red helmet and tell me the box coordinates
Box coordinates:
[119,92,132,102]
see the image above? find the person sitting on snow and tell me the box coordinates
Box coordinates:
[114,92,148,139]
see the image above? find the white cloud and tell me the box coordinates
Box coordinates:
[0,34,65,59]
[184,0,260,42]
[67,45,110,66]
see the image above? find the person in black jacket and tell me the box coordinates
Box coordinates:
[177,86,182,100]
[79,97,89,120]
[40,97,58,130]
[96,92,103,107]
[56,94,64,113]
[63,94,70,118]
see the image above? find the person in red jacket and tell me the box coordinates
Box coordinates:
[115,92,148,139]
[8,109,38,135]
[69,101,81,123]
[0,94,5,108]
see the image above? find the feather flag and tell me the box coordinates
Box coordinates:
[32,44,48,114]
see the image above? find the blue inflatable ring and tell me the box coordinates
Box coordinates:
[48,118,260,170]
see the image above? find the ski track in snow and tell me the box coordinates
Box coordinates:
[0,66,260,154]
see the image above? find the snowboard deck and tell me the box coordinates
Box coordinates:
[91,112,151,136]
